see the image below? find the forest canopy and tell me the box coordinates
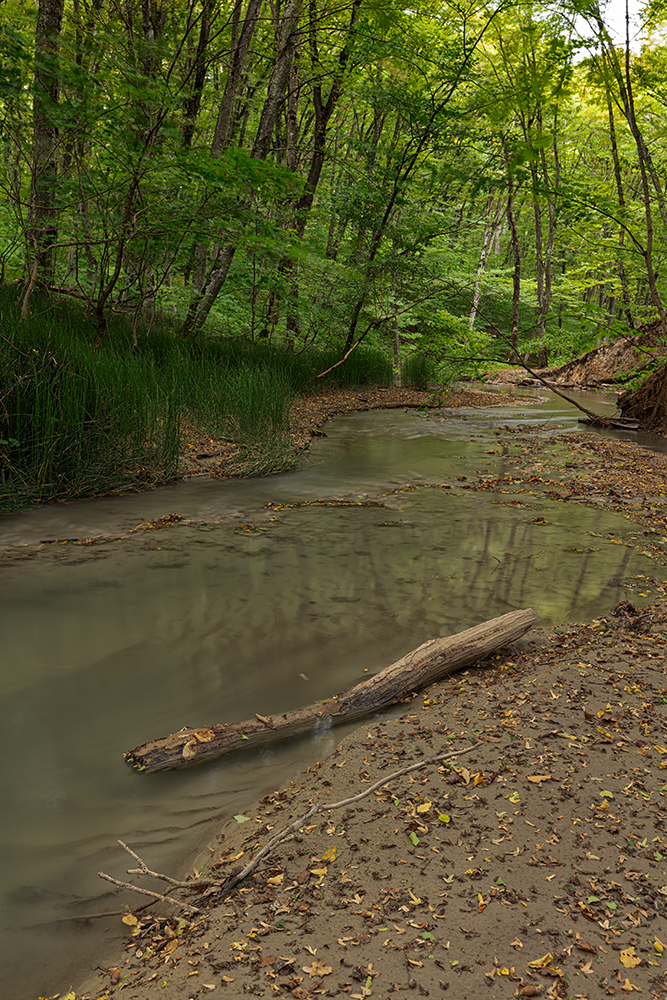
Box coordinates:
[1,0,666,369]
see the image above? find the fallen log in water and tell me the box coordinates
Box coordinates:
[124,608,536,774]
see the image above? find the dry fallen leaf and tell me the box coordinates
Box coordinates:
[193,728,215,742]
[620,946,641,968]
[182,739,197,760]
[526,774,552,783]
[310,867,327,877]
[527,952,553,969]
[620,978,641,992]
[417,801,432,813]
[267,874,284,885]
[510,937,523,950]
[303,959,333,976]
[478,893,487,913]
[121,913,138,926]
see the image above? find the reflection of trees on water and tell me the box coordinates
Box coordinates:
[2,494,650,718]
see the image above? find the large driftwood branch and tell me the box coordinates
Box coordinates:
[124,609,536,774]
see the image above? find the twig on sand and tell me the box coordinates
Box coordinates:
[97,871,203,914]
[203,740,481,900]
[98,741,480,912]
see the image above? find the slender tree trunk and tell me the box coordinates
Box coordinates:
[469,194,503,330]
[602,58,635,331]
[505,163,521,364]
[179,0,303,337]
[182,0,213,149]
[23,0,65,316]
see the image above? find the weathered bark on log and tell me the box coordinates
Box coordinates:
[124,609,536,774]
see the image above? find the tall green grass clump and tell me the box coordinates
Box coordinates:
[1,289,407,510]
[1,315,181,512]
[402,355,436,389]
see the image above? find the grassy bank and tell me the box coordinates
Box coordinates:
[1,292,428,513]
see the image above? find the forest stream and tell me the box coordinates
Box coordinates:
[1,388,666,1000]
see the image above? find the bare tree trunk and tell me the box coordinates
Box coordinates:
[179,0,303,337]
[181,0,213,149]
[469,194,503,330]
[504,148,522,364]
[22,0,65,316]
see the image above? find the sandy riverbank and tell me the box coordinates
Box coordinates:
[76,600,667,1000]
[66,410,667,1000]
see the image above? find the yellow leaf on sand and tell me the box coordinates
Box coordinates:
[310,867,327,877]
[221,976,235,982]
[182,740,197,760]
[620,947,641,968]
[620,978,642,992]
[322,847,337,862]
[417,802,432,813]
[526,775,552,783]
[62,994,76,1000]
[409,889,422,905]
[162,939,178,956]
[122,913,139,926]
[267,874,284,885]
[527,952,553,969]
[473,773,485,786]
[478,893,487,913]
[303,959,333,976]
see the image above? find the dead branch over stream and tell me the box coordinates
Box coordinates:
[124,609,536,774]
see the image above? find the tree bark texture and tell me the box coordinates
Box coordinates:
[124,608,536,774]
[26,0,65,301]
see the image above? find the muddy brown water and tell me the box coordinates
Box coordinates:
[1,389,665,999]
